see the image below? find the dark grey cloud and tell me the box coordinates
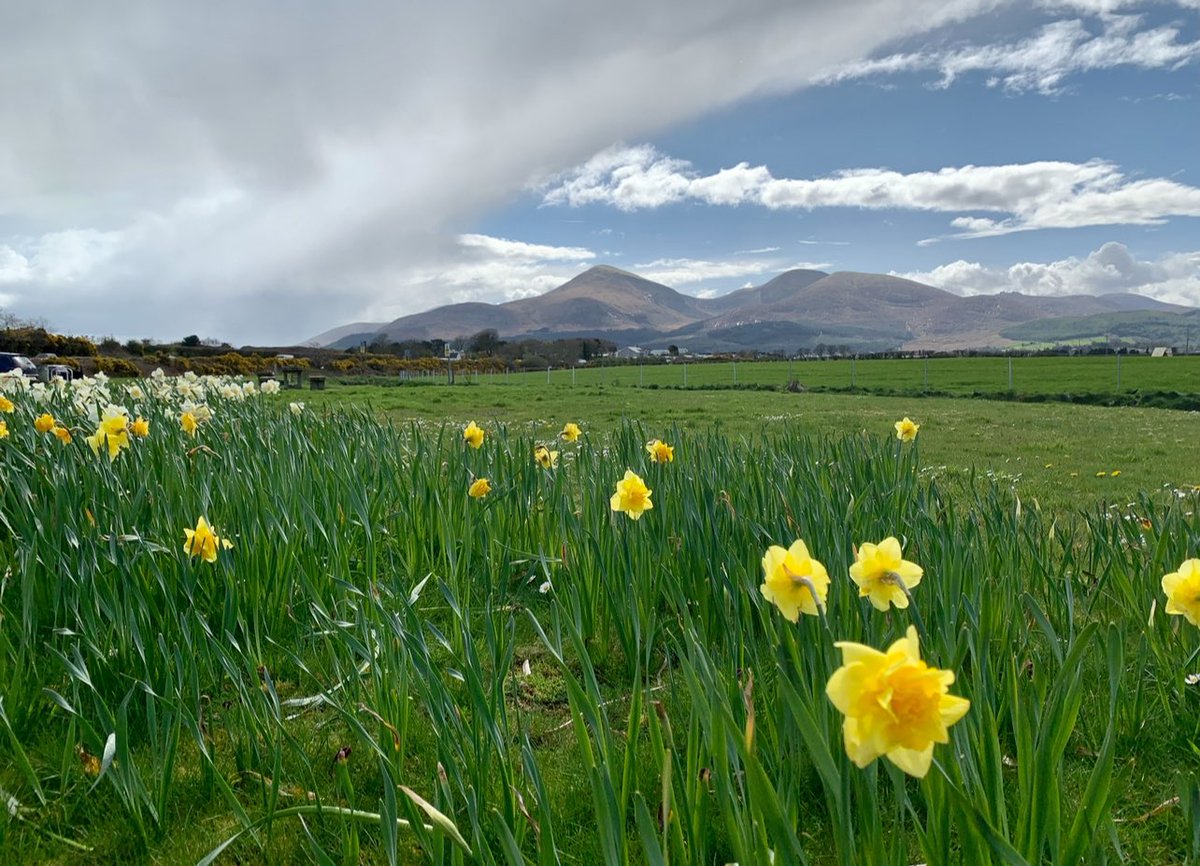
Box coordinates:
[0,0,1001,343]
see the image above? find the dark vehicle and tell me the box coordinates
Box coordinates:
[0,353,38,377]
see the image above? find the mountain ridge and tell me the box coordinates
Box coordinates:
[310,265,1189,352]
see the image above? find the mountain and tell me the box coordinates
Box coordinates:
[371,265,710,342]
[306,264,1192,353]
[306,321,389,348]
[1001,308,1200,347]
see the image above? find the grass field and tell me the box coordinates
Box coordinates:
[3,367,1200,865]
[441,354,1200,398]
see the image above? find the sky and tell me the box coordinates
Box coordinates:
[0,0,1197,345]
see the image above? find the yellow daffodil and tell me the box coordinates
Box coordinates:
[849,537,923,611]
[469,478,492,499]
[86,406,131,461]
[54,425,72,444]
[826,626,970,778]
[1111,470,1121,477]
[0,421,8,439]
[1162,559,1200,627]
[534,444,559,469]
[131,417,150,438]
[183,516,234,563]
[35,413,56,433]
[0,395,13,413]
[180,411,198,437]
[561,422,582,443]
[894,417,919,442]
[463,420,485,449]
[646,439,674,463]
[610,469,653,520]
[760,539,830,621]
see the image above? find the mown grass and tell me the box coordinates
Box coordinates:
[2,372,1200,865]
[401,354,1200,397]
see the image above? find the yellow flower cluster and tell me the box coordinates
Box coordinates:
[759,533,965,777]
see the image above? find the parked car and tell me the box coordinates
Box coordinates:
[0,352,38,378]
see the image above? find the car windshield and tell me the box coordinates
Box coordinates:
[11,356,35,371]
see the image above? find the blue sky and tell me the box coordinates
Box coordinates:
[467,2,1200,307]
[0,0,1197,343]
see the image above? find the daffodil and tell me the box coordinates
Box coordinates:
[131,417,150,438]
[0,395,13,413]
[463,420,485,449]
[35,413,56,433]
[610,469,653,520]
[894,417,919,442]
[760,539,830,621]
[826,626,970,778]
[54,425,72,444]
[1162,559,1200,627]
[849,537,923,611]
[180,411,198,437]
[0,421,8,439]
[183,516,234,563]
[534,444,559,469]
[561,422,581,443]
[646,439,674,463]
[288,401,304,415]
[469,478,492,499]
[86,406,131,461]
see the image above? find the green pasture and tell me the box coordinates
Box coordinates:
[439,354,1200,397]
[3,375,1200,865]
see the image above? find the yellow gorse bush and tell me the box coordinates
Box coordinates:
[826,626,970,778]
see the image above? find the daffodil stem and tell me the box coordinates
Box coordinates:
[899,583,932,649]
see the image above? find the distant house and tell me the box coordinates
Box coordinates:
[1151,346,1174,358]
[615,346,644,359]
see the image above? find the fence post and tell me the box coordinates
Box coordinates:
[1008,356,1013,390]
[683,363,687,387]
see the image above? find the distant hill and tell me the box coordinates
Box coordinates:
[307,321,389,348]
[306,264,1192,353]
[1001,308,1200,347]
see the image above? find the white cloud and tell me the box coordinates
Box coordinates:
[815,11,1200,93]
[633,257,781,286]
[1,0,1011,342]
[457,234,594,261]
[364,233,597,317]
[542,145,1200,237]
[896,241,1200,304]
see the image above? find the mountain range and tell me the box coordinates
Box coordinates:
[308,265,1189,353]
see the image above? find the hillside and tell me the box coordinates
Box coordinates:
[1001,308,1200,347]
[374,265,708,342]
[307,264,1193,353]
